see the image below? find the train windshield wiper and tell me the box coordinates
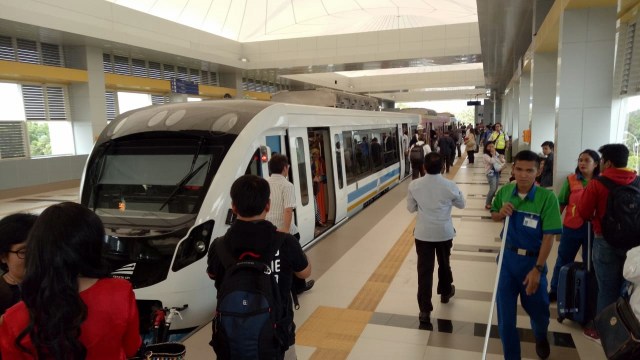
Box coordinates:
[158,138,206,212]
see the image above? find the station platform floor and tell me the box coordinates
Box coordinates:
[0,156,608,360]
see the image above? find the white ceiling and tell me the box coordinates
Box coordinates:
[104,0,485,103]
[106,0,477,42]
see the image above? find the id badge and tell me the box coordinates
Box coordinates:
[523,217,538,229]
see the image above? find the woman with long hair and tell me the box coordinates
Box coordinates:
[483,141,505,210]
[0,202,141,359]
[0,213,37,315]
[464,126,477,164]
[548,149,601,302]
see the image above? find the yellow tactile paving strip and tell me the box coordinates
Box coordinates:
[296,155,466,359]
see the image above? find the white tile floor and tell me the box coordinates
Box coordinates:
[0,158,609,359]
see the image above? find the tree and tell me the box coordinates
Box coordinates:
[456,107,475,125]
[27,122,52,156]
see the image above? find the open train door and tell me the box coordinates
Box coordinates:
[287,128,315,245]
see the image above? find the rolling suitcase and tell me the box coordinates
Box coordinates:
[557,222,597,325]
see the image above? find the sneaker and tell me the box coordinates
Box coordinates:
[583,327,601,344]
[535,337,550,359]
[441,285,456,304]
[296,280,315,295]
[548,292,557,303]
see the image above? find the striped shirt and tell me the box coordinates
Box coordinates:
[266,174,298,235]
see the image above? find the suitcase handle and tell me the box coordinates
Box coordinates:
[587,221,592,273]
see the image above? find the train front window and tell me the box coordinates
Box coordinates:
[85,135,225,220]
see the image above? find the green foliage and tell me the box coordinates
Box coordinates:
[27,122,52,156]
[456,107,475,125]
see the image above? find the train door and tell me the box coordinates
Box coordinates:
[308,128,335,238]
[287,128,315,245]
[402,123,410,177]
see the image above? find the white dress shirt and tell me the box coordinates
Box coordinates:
[266,174,298,235]
[407,173,465,242]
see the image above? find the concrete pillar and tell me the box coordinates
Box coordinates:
[555,6,616,189]
[517,71,531,152]
[67,46,107,155]
[530,52,557,158]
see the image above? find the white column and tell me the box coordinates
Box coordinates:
[530,52,557,157]
[517,72,531,153]
[68,46,107,155]
[555,6,616,189]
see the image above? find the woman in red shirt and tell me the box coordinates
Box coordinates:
[0,202,141,359]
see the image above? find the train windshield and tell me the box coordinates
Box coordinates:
[83,132,231,229]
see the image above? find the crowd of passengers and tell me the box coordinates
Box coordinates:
[0,130,638,360]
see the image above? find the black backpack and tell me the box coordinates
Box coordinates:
[210,234,288,360]
[409,145,425,163]
[596,176,640,250]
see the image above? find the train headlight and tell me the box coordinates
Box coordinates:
[172,220,214,272]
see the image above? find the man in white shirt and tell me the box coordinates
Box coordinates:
[266,154,315,295]
[407,152,466,327]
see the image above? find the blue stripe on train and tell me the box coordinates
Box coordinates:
[347,168,400,203]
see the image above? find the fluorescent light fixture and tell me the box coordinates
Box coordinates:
[240,58,249,62]
[414,86,478,92]
[336,63,483,78]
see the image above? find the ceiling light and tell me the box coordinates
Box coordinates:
[240,58,248,62]
[414,86,477,92]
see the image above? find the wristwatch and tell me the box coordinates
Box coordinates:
[534,264,544,273]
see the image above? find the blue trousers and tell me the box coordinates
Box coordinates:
[593,237,627,313]
[549,224,589,294]
[486,173,499,207]
[497,251,549,360]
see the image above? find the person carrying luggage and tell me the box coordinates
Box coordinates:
[577,143,640,343]
[548,149,600,302]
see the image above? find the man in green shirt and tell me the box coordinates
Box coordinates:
[491,150,562,360]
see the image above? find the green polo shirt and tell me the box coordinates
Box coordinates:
[491,183,562,251]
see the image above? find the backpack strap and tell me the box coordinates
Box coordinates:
[595,176,619,192]
[214,234,236,269]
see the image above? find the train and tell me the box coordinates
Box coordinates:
[79,100,420,332]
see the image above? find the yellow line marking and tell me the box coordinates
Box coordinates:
[297,155,466,359]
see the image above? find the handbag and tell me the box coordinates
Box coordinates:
[129,343,186,360]
[594,297,640,360]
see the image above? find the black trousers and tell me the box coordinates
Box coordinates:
[440,154,452,173]
[415,239,453,313]
[467,150,475,164]
[292,233,306,291]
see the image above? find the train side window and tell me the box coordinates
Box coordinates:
[266,135,281,155]
[245,148,262,176]
[383,127,399,166]
[334,133,343,189]
[342,131,357,185]
[354,131,371,177]
[295,138,309,206]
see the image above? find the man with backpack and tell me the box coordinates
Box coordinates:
[207,175,312,360]
[409,135,431,179]
[578,143,640,342]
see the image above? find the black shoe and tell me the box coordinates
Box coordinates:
[296,280,315,294]
[548,292,557,303]
[419,312,430,323]
[536,337,550,359]
[441,285,455,304]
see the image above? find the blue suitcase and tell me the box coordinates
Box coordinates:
[557,223,597,325]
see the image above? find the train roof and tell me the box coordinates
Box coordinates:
[96,100,419,146]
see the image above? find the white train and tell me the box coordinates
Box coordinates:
[79,100,419,332]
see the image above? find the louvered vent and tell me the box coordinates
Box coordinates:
[113,55,130,75]
[46,87,67,120]
[105,91,117,122]
[189,68,200,83]
[41,43,62,67]
[148,61,162,79]
[0,122,27,159]
[22,85,46,120]
[176,66,188,81]
[622,23,636,95]
[151,95,167,105]
[162,64,175,80]
[103,53,113,73]
[16,39,38,64]
[132,58,147,77]
[0,35,15,61]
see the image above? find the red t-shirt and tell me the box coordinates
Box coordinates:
[0,278,141,359]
